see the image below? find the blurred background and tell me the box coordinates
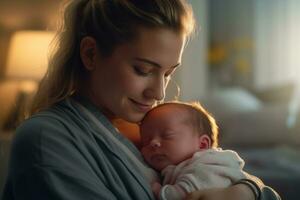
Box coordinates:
[0,0,299,199]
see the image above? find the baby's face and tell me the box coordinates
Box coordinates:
[140,105,201,171]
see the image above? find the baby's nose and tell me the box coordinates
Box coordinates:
[150,140,161,148]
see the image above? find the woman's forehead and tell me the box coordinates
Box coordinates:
[119,27,185,67]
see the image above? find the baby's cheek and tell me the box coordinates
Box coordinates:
[140,147,149,159]
[142,149,153,166]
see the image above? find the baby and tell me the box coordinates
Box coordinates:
[140,101,247,200]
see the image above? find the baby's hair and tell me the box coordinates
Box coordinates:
[143,101,219,147]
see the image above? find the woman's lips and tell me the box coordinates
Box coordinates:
[130,99,153,112]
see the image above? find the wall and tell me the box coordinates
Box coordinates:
[168,0,209,101]
[208,0,300,92]
[254,0,300,90]
[208,0,255,89]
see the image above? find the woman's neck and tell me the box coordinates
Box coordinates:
[74,90,116,123]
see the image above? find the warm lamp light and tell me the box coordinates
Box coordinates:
[3,30,54,130]
[6,30,54,81]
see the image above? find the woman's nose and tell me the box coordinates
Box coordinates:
[144,76,167,101]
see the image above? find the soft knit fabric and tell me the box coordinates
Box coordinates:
[160,148,247,200]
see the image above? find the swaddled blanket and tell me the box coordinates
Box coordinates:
[160,148,247,200]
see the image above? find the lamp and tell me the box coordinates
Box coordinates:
[6,31,54,81]
[3,30,54,129]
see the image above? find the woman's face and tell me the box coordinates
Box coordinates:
[84,28,185,122]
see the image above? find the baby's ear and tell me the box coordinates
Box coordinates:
[198,134,211,149]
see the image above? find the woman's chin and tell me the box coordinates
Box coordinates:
[123,112,145,123]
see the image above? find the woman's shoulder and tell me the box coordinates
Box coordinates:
[13,101,85,151]
[17,99,85,134]
[13,111,71,152]
[10,104,89,171]
[16,106,70,135]
[16,111,64,135]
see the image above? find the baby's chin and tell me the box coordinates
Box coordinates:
[149,162,169,172]
[146,154,172,171]
[152,165,164,172]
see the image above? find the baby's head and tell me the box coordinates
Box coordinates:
[140,101,219,171]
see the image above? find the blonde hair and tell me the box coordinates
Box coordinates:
[142,101,219,147]
[30,0,195,115]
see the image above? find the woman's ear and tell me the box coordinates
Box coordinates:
[80,36,98,71]
[198,134,211,149]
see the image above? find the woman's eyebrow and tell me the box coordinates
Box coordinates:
[134,57,180,69]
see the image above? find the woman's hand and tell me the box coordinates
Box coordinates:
[185,184,256,200]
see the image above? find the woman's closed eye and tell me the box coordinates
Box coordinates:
[133,64,177,78]
[133,65,152,76]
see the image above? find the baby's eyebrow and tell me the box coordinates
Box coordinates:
[163,129,176,134]
[134,57,180,69]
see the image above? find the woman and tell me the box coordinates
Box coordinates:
[2,0,280,199]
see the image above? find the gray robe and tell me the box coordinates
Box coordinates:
[2,96,155,200]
